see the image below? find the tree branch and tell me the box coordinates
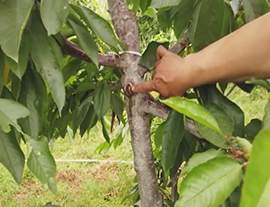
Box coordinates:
[142,99,203,138]
[62,39,121,69]
[108,1,162,207]
[169,31,189,54]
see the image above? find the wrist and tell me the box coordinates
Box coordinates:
[182,53,207,89]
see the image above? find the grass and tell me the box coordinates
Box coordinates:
[0,86,269,207]
[0,125,135,207]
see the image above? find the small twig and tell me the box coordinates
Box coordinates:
[142,98,203,138]
[169,31,189,54]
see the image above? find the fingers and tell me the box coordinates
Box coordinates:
[132,80,155,93]
[156,45,169,61]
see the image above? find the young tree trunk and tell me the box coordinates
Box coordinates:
[108,0,162,206]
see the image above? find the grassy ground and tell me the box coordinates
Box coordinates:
[0,86,268,207]
[0,126,135,207]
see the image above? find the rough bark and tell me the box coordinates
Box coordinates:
[107,0,162,207]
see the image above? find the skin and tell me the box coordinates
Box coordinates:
[132,12,270,97]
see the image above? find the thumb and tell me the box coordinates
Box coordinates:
[132,80,155,93]
[156,45,169,60]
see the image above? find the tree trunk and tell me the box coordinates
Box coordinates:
[107,0,162,206]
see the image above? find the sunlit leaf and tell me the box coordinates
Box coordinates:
[181,149,222,176]
[40,0,68,35]
[263,100,270,130]
[0,0,33,61]
[175,157,242,207]
[161,97,222,134]
[240,129,270,207]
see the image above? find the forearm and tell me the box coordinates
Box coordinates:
[186,12,270,88]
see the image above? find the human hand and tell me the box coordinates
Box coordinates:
[132,45,192,97]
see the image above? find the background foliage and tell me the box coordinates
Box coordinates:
[0,0,270,206]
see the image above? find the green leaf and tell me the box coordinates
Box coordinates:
[73,95,92,133]
[247,78,270,91]
[0,98,30,132]
[161,97,222,134]
[207,86,245,137]
[110,93,124,123]
[80,105,98,137]
[205,103,234,136]
[28,11,65,113]
[154,122,165,149]
[26,135,57,194]
[0,129,25,184]
[62,59,81,82]
[19,68,47,139]
[235,137,252,154]
[139,42,169,70]
[196,123,230,148]
[175,157,242,207]
[240,129,270,207]
[11,73,21,100]
[162,110,185,172]
[150,0,181,8]
[5,33,29,80]
[94,81,111,118]
[40,0,69,35]
[0,0,34,62]
[68,19,98,67]
[0,49,4,95]
[243,0,270,22]
[245,118,262,140]
[181,149,222,176]
[263,100,270,130]
[190,0,233,51]
[196,103,233,148]
[70,4,119,49]
[173,0,197,38]
[140,0,152,12]
[101,118,110,143]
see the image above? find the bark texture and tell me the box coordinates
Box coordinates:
[107,0,162,206]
